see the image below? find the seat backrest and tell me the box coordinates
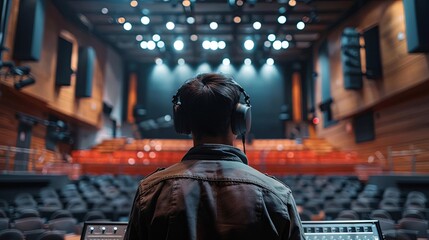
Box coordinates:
[48,217,77,234]
[0,229,25,240]
[36,231,64,240]
[13,217,45,232]
[398,218,429,238]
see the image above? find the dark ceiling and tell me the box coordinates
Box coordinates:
[54,0,365,65]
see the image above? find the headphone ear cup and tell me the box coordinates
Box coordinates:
[173,104,191,134]
[231,103,251,135]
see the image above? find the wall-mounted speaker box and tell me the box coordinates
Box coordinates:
[103,102,113,116]
[55,37,73,86]
[403,0,429,53]
[0,0,12,50]
[363,26,383,79]
[13,0,45,61]
[75,46,95,98]
[353,111,375,143]
[341,28,362,90]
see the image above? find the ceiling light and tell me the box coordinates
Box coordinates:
[264,41,271,48]
[101,8,108,14]
[244,58,251,65]
[289,0,297,7]
[202,40,210,49]
[210,22,218,30]
[152,34,161,41]
[244,39,254,50]
[268,34,276,41]
[297,21,305,30]
[140,41,148,49]
[277,15,287,24]
[273,40,282,50]
[182,0,191,7]
[174,40,184,51]
[147,41,156,50]
[118,17,125,24]
[155,58,163,65]
[130,0,138,7]
[266,58,274,65]
[233,16,241,23]
[190,34,198,41]
[236,0,244,6]
[166,21,175,30]
[278,7,286,14]
[253,21,261,30]
[285,34,293,41]
[282,40,289,49]
[178,58,185,65]
[123,22,132,31]
[187,16,195,24]
[210,41,218,50]
[157,41,165,48]
[136,35,143,41]
[218,41,226,49]
[141,16,150,25]
[222,58,230,65]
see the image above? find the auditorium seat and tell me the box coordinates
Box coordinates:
[36,230,64,240]
[336,210,360,220]
[0,228,25,240]
[83,210,107,222]
[370,209,393,220]
[0,210,7,218]
[47,217,78,234]
[23,229,47,240]
[397,218,429,238]
[49,210,72,221]
[402,208,426,220]
[383,187,402,199]
[0,218,9,230]
[384,229,418,240]
[16,208,40,219]
[12,217,45,232]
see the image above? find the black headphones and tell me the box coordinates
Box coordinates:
[172,80,251,136]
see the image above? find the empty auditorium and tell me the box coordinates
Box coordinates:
[0,0,428,239]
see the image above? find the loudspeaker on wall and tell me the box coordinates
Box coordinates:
[341,28,362,90]
[403,0,429,53]
[55,37,73,86]
[75,46,95,98]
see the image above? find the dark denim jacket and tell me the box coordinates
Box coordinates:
[125,144,305,240]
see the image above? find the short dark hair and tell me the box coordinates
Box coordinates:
[177,73,241,139]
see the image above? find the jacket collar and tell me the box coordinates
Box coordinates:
[182,144,248,165]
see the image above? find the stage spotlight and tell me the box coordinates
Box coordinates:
[285,34,293,41]
[141,16,150,25]
[118,17,125,24]
[222,58,230,65]
[123,22,132,31]
[264,41,271,48]
[244,39,254,50]
[282,40,289,49]
[253,21,261,30]
[157,41,165,48]
[268,34,276,41]
[190,34,198,41]
[174,40,184,51]
[182,0,191,7]
[244,58,252,65]
[273,40,282,50]
[266,58,274,65]
[218,41,226,49]
[155,58,163,65]
[233,16,241,23]
[202,40,210,49]
[136,35,143,41]
[277,15,287,24]
[297,21,305,30]
[130,0,138,7]
[147,41,156,50]
[140,41,148,49]
[289,0,297,7]
[101,8,108,14]
[210,22,218,30]
[178,58,185,65]
[210,41,218,50]
[187,16,195,24]
[14,77,35,90]
[166,21,175,30]
[152,34,161,41]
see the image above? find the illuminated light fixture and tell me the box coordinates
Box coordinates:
[302,16,310,23]
[178,58,185,65]
[101,8,108,14]
[141,16,150,25]
[155,58,163,65]
[222,58,230,65]
[277,15,287,24]
[152,34,161,41]
[136,35,143,41]
[236,0,244,6]
[297,21,305,30]
[123,22,132,31]
[266,58,274,65]
[253,21,261,30]
[210,41,218,50]
[244,39,254,50]
[264,41,271,48]
[285,34,293,41]
[273,40,282,50]
[186,16,195,24]
[166,21,175,30]
[209,22,218,30]
[190,34,198,41]
[244,58,251,65]
[202,40,210,49]
[140,41,148,49]
[233,16,241,23]
[182,0,191,7]
[268,34,276,42]
[147,41,156,50]
[282,40,289,49]
[278,7,286,14]
[174,40,184,51]
[218,41,226,49]
[289,0,297,7]
[157,41,165,48]
[130,0,138,7]
[118,17,125,24]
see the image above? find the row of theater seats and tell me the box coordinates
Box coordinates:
[0,174,428,239]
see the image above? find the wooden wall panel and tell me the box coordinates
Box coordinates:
[314,0,429,172]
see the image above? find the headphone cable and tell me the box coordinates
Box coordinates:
[242,134,246,154]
